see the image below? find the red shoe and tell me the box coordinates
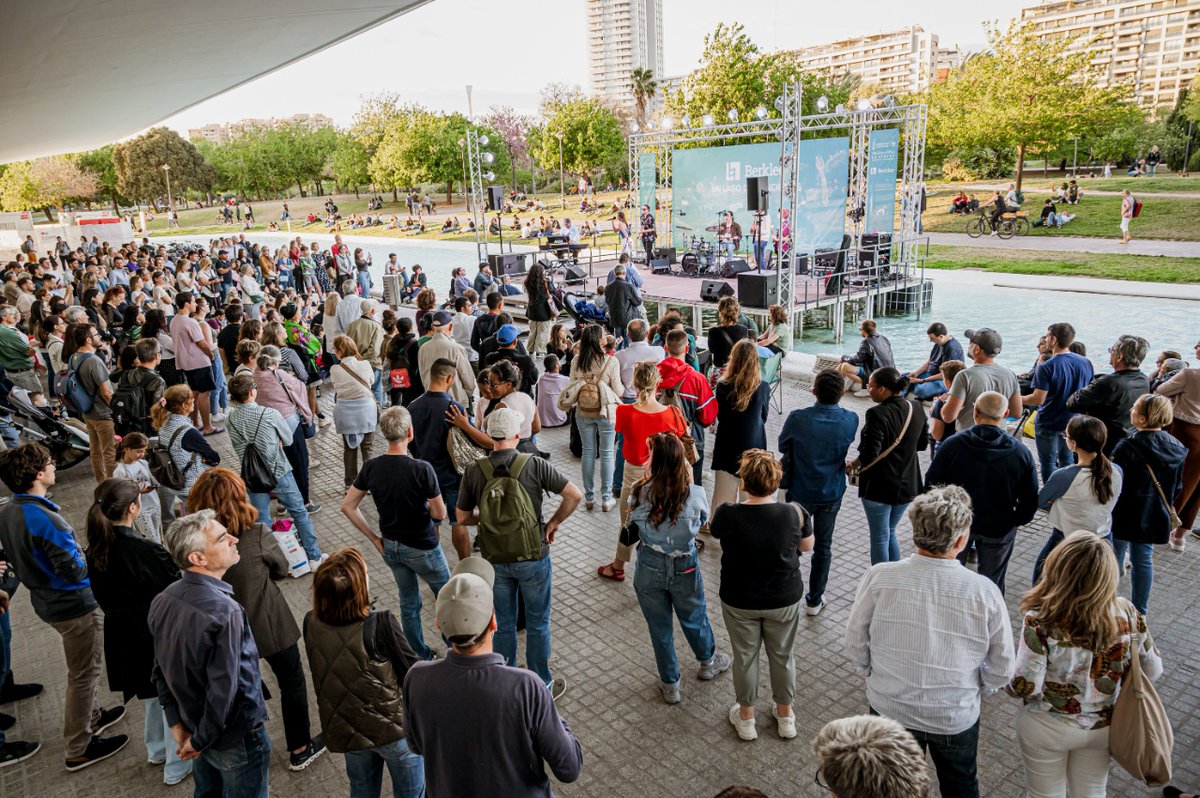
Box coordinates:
[596,563,625,582]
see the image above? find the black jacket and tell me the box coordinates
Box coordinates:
[847,333,895,373]
[604,278,643,333]
[1066,368,1149,455]
[857,396,929,504]
[1111,429,1187,544]
[924,424,1039,538]
[525,276,554,323]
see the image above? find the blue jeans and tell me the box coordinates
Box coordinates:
[249,471,322,559]
[613,397,635,486]
[862,498,907,564]
[380,539,450,659]
[357,270,372,298]
[903,369,946,401]
[1112,539,1154,614]
[144,697,193,783]
[905,716,980,798]
[0,611,9,747]
[754,239,770,270]
[493,556,553,686]
[1033,528,1065,584]
[797,498,841,606]
[576,415,615,503]
[210,352,228,415]
[343,736,425,798]
[192,724,271,798]
[371,369,384,406]
[1034,426,1072,485]
[0,412,19,448]
[633,547,715,684]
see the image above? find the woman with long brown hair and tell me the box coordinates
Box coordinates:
[85,478,187,784]
[1008,531,1162,797]
[630,433,729,704]
[187,468,326,770]
[710,339,771,518]
[303,548,424,797]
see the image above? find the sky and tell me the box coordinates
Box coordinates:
[156,0,1031,135]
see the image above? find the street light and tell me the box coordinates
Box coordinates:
[161,163,173,219]
[457,138,467,204]
[554,130,565,210]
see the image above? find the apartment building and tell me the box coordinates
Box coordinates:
[586,0,665,111]
[1021,0,1200,110]
[790,26,952,95]
[187,113,334,145]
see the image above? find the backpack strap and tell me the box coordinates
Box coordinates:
[478,457,495,481]
[508,453,533,480]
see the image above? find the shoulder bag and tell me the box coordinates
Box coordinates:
[543,275,561,318]
[1109,599,1173,786]
[274,370,316,439]
[241,411,279,494]
[670,405,699,464]
[848,400,914,487]
[1144,463,1183,530]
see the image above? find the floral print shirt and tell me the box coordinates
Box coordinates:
[1007,602,1163,729]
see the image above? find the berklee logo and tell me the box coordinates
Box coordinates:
[725,161,741,181]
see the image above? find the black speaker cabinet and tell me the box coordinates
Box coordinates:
[486,186,504,211]
[700,280,736,302]
[723,258,754,277]
[488,252,527,276]
[654,246,677,264]
[746,176,769,212]
[738,271,778,309]
[650,258,672,273]
[564,265,588,282]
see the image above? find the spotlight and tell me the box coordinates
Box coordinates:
[680,115,691,128]
[727,108,739,122]
[660,116,674,130]
[883,95,895,108]
[774,96,784,111]
[816,95,829,113]
[483,171,495,181]
[483,152,495,164]
[856,99,872,111]
[835,103,846,114]
[755,106,768,120]
[631,121,640,133]
[701,114,714,127]
[478,135,489,147]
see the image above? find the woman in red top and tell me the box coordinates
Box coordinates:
[599,361,688,581]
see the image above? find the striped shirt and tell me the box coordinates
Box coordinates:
[844,554,1015,735]
[227,403,293,481]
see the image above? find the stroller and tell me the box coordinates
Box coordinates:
[562,291,610,328]
[2,388,91,471]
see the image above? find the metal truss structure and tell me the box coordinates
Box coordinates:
[627,95,928,341]
[465,129,489,264]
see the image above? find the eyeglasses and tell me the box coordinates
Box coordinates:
[814,768,829,789]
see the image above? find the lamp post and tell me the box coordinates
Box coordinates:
[161,163,173,216]
[555,130,565,210]
[457,138,467,206]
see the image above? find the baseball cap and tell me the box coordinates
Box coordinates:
[435,569,494,641]
[495,324,518,345]
[451,555,495,587]
[486,407,523,440]
[964,328,1003,356]
[430,310,453,329]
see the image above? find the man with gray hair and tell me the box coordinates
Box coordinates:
[924,391,1038,595]
[331,279,364,351]
[844,485,1014,798]
[1067,333,1150,455]
[812,715,931,798]
[348,298,384,405]
[149,510,271,796]
[603,262,643,339]
[341,405,451,660]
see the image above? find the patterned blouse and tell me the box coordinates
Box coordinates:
[1007,602,1163,730]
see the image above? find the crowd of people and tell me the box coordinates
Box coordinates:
[0,232,1195,798]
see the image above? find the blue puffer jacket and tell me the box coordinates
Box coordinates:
[0,495,96,622]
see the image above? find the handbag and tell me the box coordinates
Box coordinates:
[848,400,915,487]
[544,276,561,317]
[1144,463,1184,530]
[1109,599,1173,786]
[670,406,699,464]
[241,411,279,494]
[274,370,316,439]
[618,520,640,548]
[447,425,487,475]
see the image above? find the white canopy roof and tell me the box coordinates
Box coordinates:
[0,0,430,163]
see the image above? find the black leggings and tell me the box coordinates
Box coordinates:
[263,643,311,752]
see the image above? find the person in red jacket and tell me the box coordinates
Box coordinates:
[657,330,717,486]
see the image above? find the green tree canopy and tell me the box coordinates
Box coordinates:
[924,20,1138,188]
[0,156,99,220]
[77,145,124,212]
[531,97,624,180]
[113,127,216,201]
[327,132,371,191]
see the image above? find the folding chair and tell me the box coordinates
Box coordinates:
[759,351,785,414]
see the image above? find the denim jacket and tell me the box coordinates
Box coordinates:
[630,484,708,557]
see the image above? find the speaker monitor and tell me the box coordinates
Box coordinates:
[700,280,736,303]
[564,265,588,282]
[738,271,778,309]
[724,258,754,276]
[486,186,504,212]
[746,176,769,212]
[654,246,677,264]
[488,252,527,276]
[650,258,672,274]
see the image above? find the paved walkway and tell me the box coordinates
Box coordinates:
[926,231,1200,258]
[942,181,1200,200]
[1,384,1198,797]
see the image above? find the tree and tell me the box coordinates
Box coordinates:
[328,132,370,196]
[630,68,657,130]
[0,156,99,220]
[266,122,337,197]
[531,97,625,184]
[78,145,123,212]
[482,105,532,190]
[372,110,509,203]
[113,127,216,203]
[924,20,1138,189]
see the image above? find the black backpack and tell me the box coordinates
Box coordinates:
[149,426,189,491]
[112,369,160,436]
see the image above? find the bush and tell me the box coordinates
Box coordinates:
[939,147,1013,181]
[1189,148,1200,174]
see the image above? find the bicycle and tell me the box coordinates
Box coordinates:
[966,210,1025,240]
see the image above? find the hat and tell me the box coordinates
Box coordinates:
[430,310,453,329]
[452,556,495,587]
[435,571,494,640]
[486,407,523,440]
[495,324,518,345]
[964,328,1002,356]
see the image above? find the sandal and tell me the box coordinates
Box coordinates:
[202,426,225,436]
[597,563,625,582]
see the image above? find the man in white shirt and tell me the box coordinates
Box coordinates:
[451,297,478,362]
[844,485,1014,798]
[561,219,580,245]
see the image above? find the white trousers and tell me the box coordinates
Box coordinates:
[1016,707,1111,798]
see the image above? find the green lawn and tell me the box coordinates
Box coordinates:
[922,191,1200,241]
[924,244,1200,283]
[1018,174,1200,194]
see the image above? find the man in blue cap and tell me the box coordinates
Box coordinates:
[484,325,538,397]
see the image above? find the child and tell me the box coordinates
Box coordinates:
[929,359,967,453]
[114,432,163,543]
[537,355,570,427]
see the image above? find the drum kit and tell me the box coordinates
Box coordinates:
[675,214,731,277]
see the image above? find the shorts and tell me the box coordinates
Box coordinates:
[7,369,43,394]
[857,366,869,383]
[184,366,216,393]
[1120,217,1131,232]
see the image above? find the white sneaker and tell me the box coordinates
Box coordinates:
[805,601,826,617]
[601,497,616,512]
[772,706,797,739]
[728,704,757,741]
[308,553,329,569]
[853,388,871,398]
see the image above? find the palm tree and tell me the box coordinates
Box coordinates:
[630,68,657,130]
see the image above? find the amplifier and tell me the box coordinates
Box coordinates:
[738,271,778,309]
[700,280,735,302]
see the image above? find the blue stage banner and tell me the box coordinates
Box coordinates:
[638,153,657,221]
[670,143,780,250]
[795,137,849,253]
[865,128,900,235]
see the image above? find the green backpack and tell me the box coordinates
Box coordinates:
[476,454,542,563]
